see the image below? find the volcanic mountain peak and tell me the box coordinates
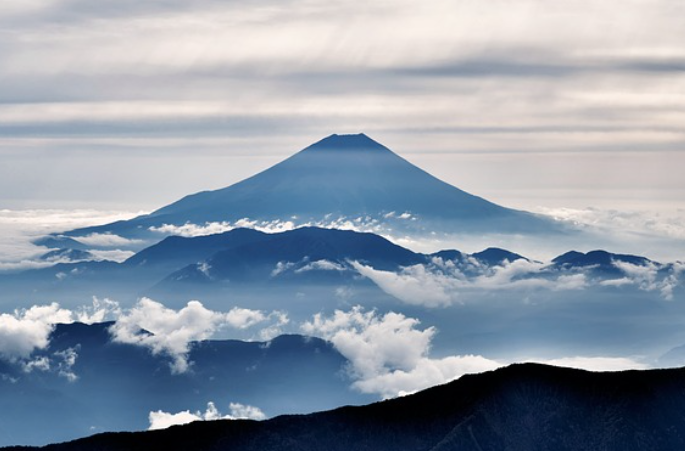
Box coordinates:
[250,132,418,179]
[304,133,390,152]
[60,133,562,241]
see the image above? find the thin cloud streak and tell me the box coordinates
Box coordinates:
[0,0,682,234]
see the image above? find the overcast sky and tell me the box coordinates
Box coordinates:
[1,0,684,214]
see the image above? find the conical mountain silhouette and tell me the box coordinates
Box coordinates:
[64,134,559,240]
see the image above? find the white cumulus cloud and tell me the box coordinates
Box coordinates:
[300,306,648,399]
[0,303,73,361]
[355,355,501,398]
[73,297,122,324]
[149,401,266,430]
[301,306,501,398]
[109,298,283,373]
[0,298,121,380]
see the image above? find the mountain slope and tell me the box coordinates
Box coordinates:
[163,227,426,284]
[61,134,561,240]
[0,322,370,447]
[121,228,271,279]
[10,363,685,451]
[551,250,657,276]
[552,250,653,268]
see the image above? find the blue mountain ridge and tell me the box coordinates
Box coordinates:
[0,322,370,447]
[39,248,95,263]
[2,227,668,303]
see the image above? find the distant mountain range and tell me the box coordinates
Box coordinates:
[2,134,684,451]
[58,133,564,241]
[8,363,685,451]
[39,248,95,263]
[4,227,671,305]
[3,226,677,307]
[0,322,369,447]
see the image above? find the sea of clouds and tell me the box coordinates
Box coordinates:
[0,297,650,401]
[0,209,143,271]
[0,206,683,431]
[2,206,685,273]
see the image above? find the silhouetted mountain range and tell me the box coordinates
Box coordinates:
[58,134,562,241]
[8,363,685,451]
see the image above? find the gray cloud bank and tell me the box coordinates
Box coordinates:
[0,0,683,213]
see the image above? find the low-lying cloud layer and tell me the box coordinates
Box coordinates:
[147,208,685,265]
[148,401,266,430]
[0,297,654,399]
[109,298,288,373]
[0,303,73,361]
[148,213,415,239]
[0,209,141,272]
[536,207,685,242]
[301,306,647,398]
[0,297,288,377]
[302,307,501,397]
[0,299,121,381]
[2,207,684,279]
[352,255,683,307]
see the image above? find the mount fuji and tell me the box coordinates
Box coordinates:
[61,134,563,241]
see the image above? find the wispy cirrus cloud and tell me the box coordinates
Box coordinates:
[0,0,683,218]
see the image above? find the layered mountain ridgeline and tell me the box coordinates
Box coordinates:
[8,363,685,451]
[1,227,422,304]
[14,227,671,287]
[3,226,680,308]
[0,322,370,447]
[56,133,564,242]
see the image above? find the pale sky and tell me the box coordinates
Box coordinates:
[1,0,684,214]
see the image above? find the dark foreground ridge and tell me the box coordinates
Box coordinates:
[8,363,685,451]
